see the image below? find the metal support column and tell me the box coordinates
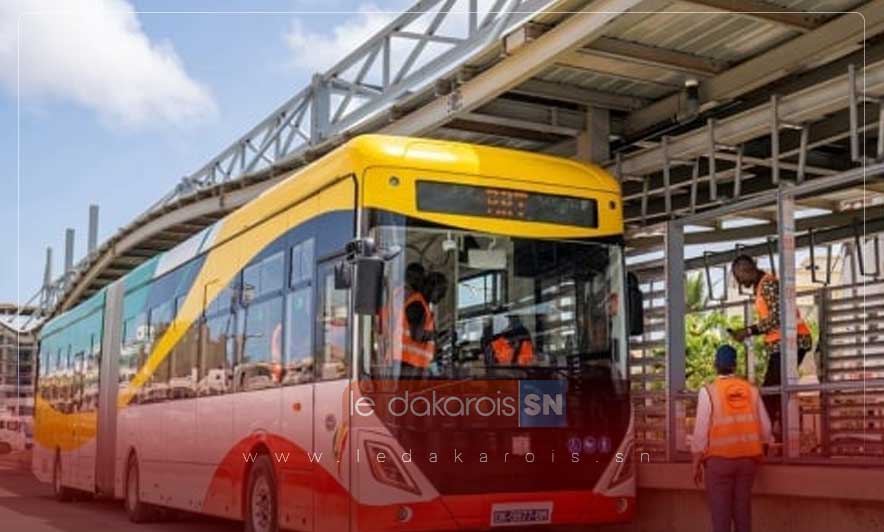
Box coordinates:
[665,220,687,460]
[576,106,610,163]
[816,287,831,457]
[88,204,99,256]
[777,187,800,459]
[310,74,330,145]
[743,300,755,383]
[41,247,53,309]
[64,229,75,288]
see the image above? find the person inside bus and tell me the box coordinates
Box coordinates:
[485,313,535,366]
[401,271,448,370]
[383,263,437,371]
[728,254,812,441]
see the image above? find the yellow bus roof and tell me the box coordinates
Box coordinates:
[343,135,620,194]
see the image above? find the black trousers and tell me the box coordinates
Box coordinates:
[761,347,808,439]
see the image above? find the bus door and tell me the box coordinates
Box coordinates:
[279,233,317,532]
[312,257,352,532]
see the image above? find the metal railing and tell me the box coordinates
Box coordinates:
[630,265,884,465]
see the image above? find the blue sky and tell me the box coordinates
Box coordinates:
[0,0,414,304]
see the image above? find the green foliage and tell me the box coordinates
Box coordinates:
[651,274,819,392]
[682,274,770,390]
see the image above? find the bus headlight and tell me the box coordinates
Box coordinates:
[365,440,420,495]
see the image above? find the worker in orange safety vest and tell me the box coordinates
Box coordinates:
[384,265,449,370]
[692,345,772,532]
[487,315,535,366]
[728,254,812,438]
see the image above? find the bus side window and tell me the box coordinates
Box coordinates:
[200,275,240,396]
[73,351,85,412]
[121,311,148,402]
[284,238,315,386]
[170,293,199,400]
[316,259,350,381]
[237,250,285,392]
[145,301,173,403]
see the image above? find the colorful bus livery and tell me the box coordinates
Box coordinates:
[33,135,638,532]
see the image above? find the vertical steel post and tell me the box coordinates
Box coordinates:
[797,126,808,184]
[382,36,391,88]
[771,95,781,185]
[878,103,884,160]
[665,221,687,461]
[707,119,718,200]
[88,204,99,255]
[64,229,75,285]
[744,300,754,382]
[777,188,800,459]
[816,287,830,457]
[662,136,672,215]
[310,74,330,144]
[42,247,53,309]
[849,64,860,163]
[734,145,743,198]
[576,107,610,164]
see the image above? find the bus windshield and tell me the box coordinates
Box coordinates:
[360,216,627,380]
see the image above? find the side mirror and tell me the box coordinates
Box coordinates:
[334,262,351,290]
[353,256,384,315]
[627,272,644,336]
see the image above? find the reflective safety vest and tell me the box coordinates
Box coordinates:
[755,273,811,345]
[389,291,435,369]
[490,336,535,366]
[704,377,763,459]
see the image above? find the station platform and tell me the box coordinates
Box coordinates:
[606,463,884,532]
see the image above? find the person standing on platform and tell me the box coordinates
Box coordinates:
[692,345,772,532]
[727,254,812,436]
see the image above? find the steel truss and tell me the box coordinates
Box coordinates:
[152,0,555,210]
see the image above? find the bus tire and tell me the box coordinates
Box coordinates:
[244,454,278,532]
[125,456,157,523]
[52,453,74,502]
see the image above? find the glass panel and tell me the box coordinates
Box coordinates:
[363,219,625,380]
[291,238,315,287]
[284,286,314,385]
[262,252,284,294]
[84,333,100,412]
[237,297,283,391]
[317,263,349,380]
[201,314,236,395]
[244,251,285,301]
[142,301,173,403]
[206,281,236,316]
[120,311,148,401]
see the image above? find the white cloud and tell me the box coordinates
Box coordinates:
[0,0,216,128]
[283,4,400,73]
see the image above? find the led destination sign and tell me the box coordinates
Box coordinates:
[416,181,598,228]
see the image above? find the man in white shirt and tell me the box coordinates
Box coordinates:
[692,345,772,532]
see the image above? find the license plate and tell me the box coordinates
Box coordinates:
[491,502,552,527]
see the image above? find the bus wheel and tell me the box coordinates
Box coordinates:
[245,455,277,532]
[52,454,74,502]
[125,456,157,523]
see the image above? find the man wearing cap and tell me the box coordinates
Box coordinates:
[692,345,772,532]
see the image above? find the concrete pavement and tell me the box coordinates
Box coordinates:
[0,451,239,532]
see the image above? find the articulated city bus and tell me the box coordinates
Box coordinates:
[33,135,640,531]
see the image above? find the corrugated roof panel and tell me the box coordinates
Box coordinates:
[537,65,676,100]
[767,0,864,12]
[606,2,801,63]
